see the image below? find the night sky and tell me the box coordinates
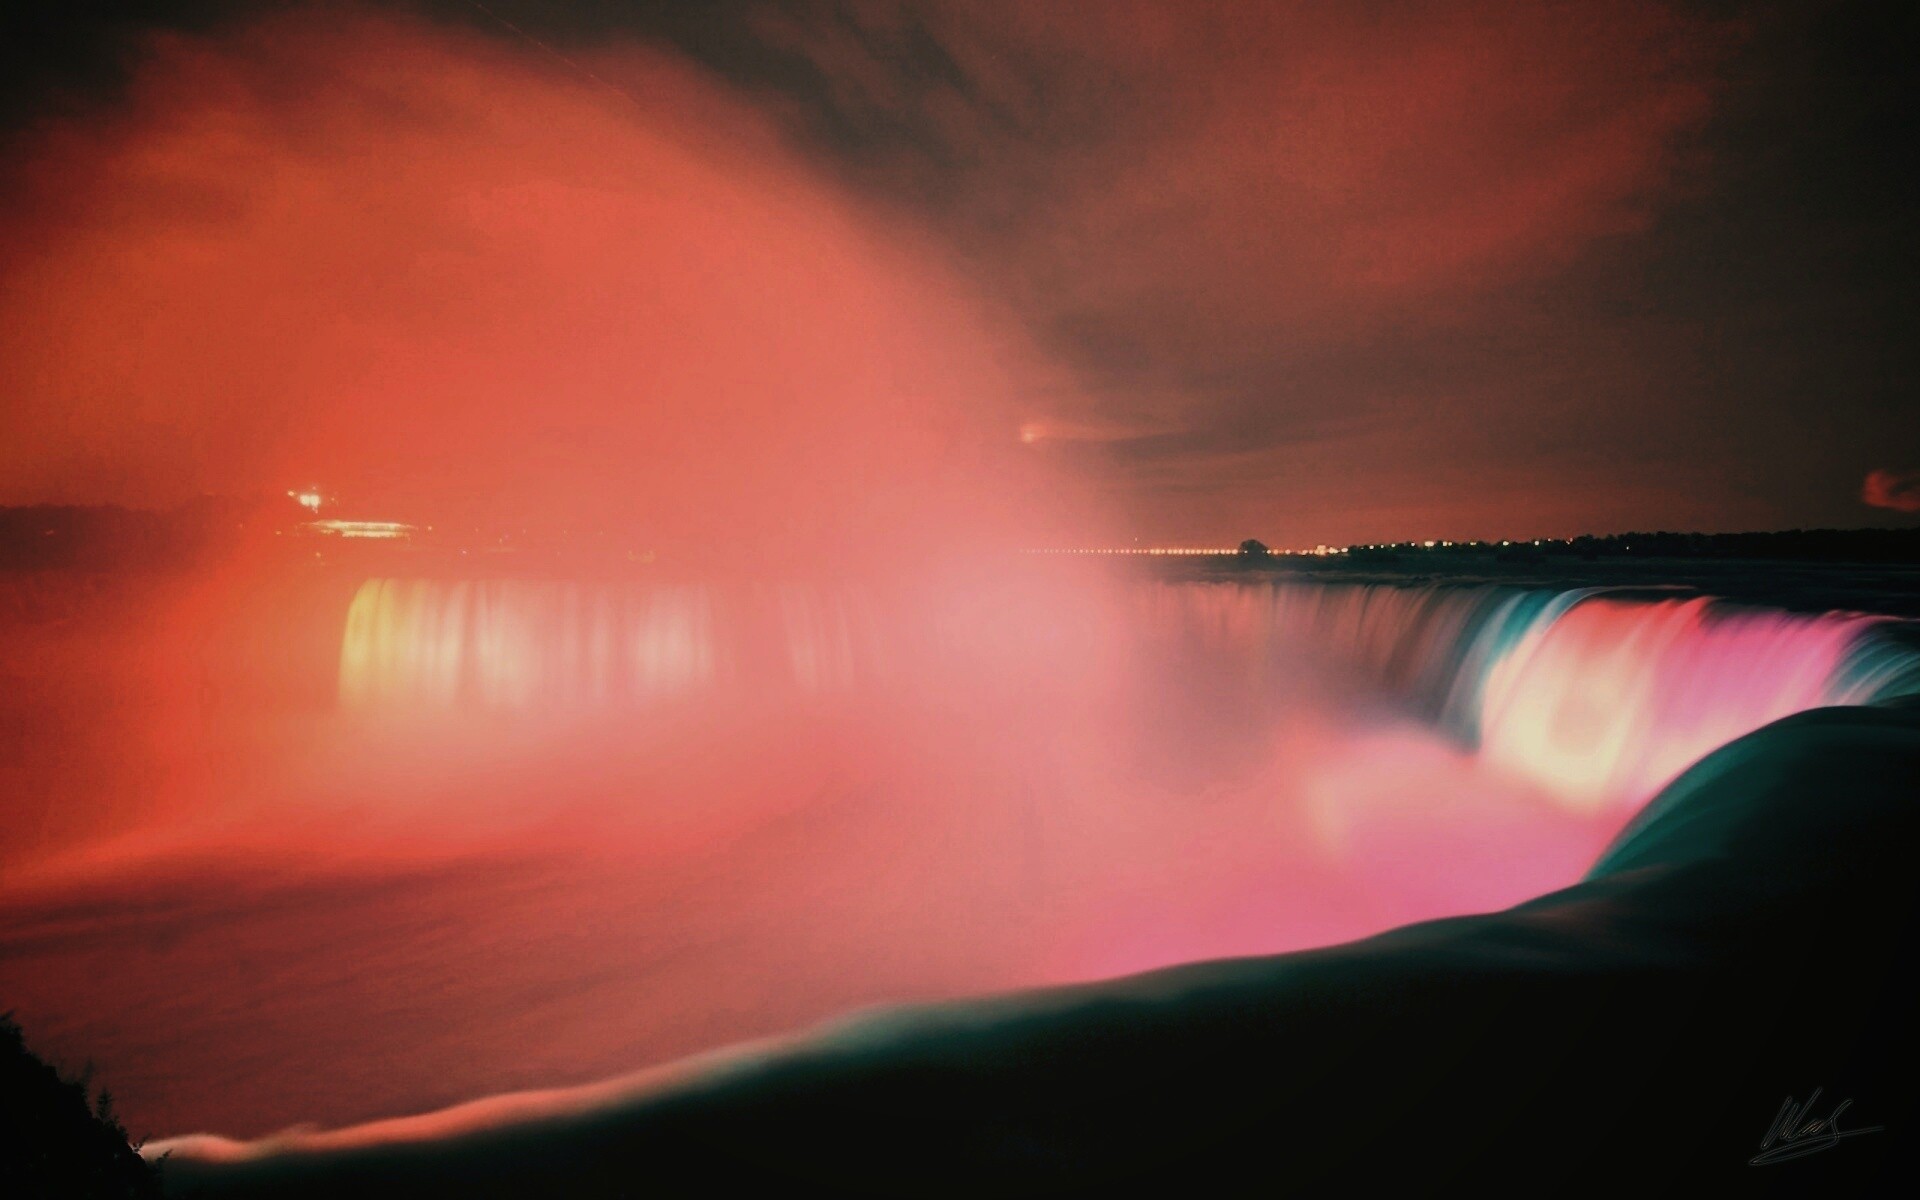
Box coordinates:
[1,1,1915,546]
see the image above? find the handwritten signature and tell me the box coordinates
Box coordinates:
[1750,1088,1884,1166]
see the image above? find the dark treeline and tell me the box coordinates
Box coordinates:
[4,502,1918,569]
[0,501,274,570]
[1344,526,1920,565]
[0,1014,163,1198]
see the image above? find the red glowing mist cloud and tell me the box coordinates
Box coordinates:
[1861,468,1920,513]
[0,6,1090,564]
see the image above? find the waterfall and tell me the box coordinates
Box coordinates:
[1475,595,1915,812]
[1132,579,1920,811]
[338,578,717,708]
[338,575,1920,813]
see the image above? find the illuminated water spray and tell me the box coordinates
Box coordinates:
[1144,580,1920,812]
[1475,596,1916,812]
[338,575,1920,814]
[338,578,716,708]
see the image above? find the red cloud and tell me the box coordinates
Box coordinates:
[758,1,1735,346]
[0,6,1093,562]
[743,1,1746,541]
[1862,468,1920,513]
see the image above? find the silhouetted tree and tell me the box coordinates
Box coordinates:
[1237,539,1269,557]
[0,1014,162,1198]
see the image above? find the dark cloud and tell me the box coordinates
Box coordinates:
[2,1,1915,543]
[703,2,1917,543]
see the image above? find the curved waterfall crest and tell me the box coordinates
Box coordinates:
[338,575,1920,813]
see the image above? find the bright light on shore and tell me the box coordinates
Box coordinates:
[302,519,415,540]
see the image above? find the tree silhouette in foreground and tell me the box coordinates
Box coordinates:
[0,1014,162,1198]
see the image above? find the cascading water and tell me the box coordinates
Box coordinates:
[1475,595,1919,811]
[340,574,1920,816]
[1134,578,1920,812]
[338,578,719,708]
[17,567,1910,1144]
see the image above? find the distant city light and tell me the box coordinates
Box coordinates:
[1024,546,1241,556]
[301,519,415,540]
[288,489,324,513]
[1019,545,1350,557]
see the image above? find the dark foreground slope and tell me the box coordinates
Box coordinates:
[1,1015,162,1199]
[160,705,1919,1195]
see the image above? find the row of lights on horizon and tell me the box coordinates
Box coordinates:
[1028,538,1563,556]
[1024,546,1346,557]
[288,486,1569,557]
